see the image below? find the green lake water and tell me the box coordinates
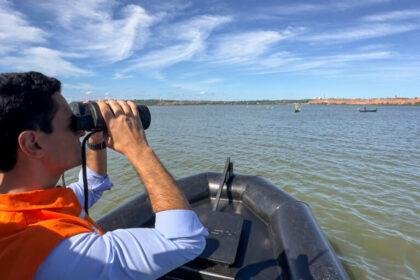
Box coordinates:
[66,105,420,279]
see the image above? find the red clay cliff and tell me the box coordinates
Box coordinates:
[308,97,420,105]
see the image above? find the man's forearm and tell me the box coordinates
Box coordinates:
[128,146,190,213]
[87,148,107,177]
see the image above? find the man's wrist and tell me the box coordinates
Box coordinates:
[87,141,107,150]
[126,145,153,164]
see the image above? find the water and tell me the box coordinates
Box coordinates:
[66,105,420,279]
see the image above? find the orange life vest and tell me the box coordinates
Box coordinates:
[0,187,103,280]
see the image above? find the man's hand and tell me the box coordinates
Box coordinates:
[97,99,148,158]
[97,99,190,212]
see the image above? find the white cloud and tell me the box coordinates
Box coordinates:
[262,4,322,15]
[363,9,420,22]
[0,1,91,77]
[202,78,224,84]
[113,73,133,79]
[325,51,391,62]
[169,81,203,92]
[0,1,48,54]
[359,44,390,51]
[37,0,114,27]
[201,28,305,72]
[0,47,91,77]
[210,29,296,63]
[150,72,165,80]
[38,0,156,62]
[128,43,203,69]
[125,15,231,71]
[316,62,420,80]
[254,52,301,69]
[254,51,392,74]
[260,0,390,16]
[199,91,206,95]
[301,24,419,43]
[333,0,390,10]
[64,83,93,90]
[208,27,305,65]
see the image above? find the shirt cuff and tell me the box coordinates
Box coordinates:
[78,167,113,191]
[155,209,209,239]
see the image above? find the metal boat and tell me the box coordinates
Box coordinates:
[97,159,348,280]
[359,107,377,112]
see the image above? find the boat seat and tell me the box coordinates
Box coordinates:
[195,208,244,265]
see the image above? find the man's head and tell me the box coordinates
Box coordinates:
[0,72,82,174]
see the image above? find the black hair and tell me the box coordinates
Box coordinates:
[0,71,60,172]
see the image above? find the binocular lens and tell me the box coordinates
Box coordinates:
[70,102,151,132]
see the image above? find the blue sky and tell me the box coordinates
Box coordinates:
[1,0,420,101]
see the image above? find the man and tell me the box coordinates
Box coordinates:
[0,72,207,280]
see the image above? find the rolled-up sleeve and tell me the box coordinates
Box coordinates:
[34,209,208,280]
[155,209,209,239]
[67,167,113,208]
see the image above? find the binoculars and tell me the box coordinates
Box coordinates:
[70,102,151,132]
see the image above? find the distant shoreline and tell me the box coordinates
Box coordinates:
[132,98,420,106]
[132,99,310,106]
[308,97,420,106]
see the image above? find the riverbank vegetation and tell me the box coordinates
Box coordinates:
[132,99,311,106]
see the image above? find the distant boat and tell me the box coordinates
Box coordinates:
[294,104,301,113]
[359,107,377,113]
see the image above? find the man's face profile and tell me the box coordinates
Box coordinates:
[35,93,84,175]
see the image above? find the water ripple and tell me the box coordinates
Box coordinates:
[66,105,420,279]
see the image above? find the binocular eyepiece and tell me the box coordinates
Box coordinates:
[70,102,151,132]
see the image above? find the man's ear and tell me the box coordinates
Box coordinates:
[17,131,43,158]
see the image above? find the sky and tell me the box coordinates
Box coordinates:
[1,0,420,101]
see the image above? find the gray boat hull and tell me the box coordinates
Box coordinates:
[97,172,348,280]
